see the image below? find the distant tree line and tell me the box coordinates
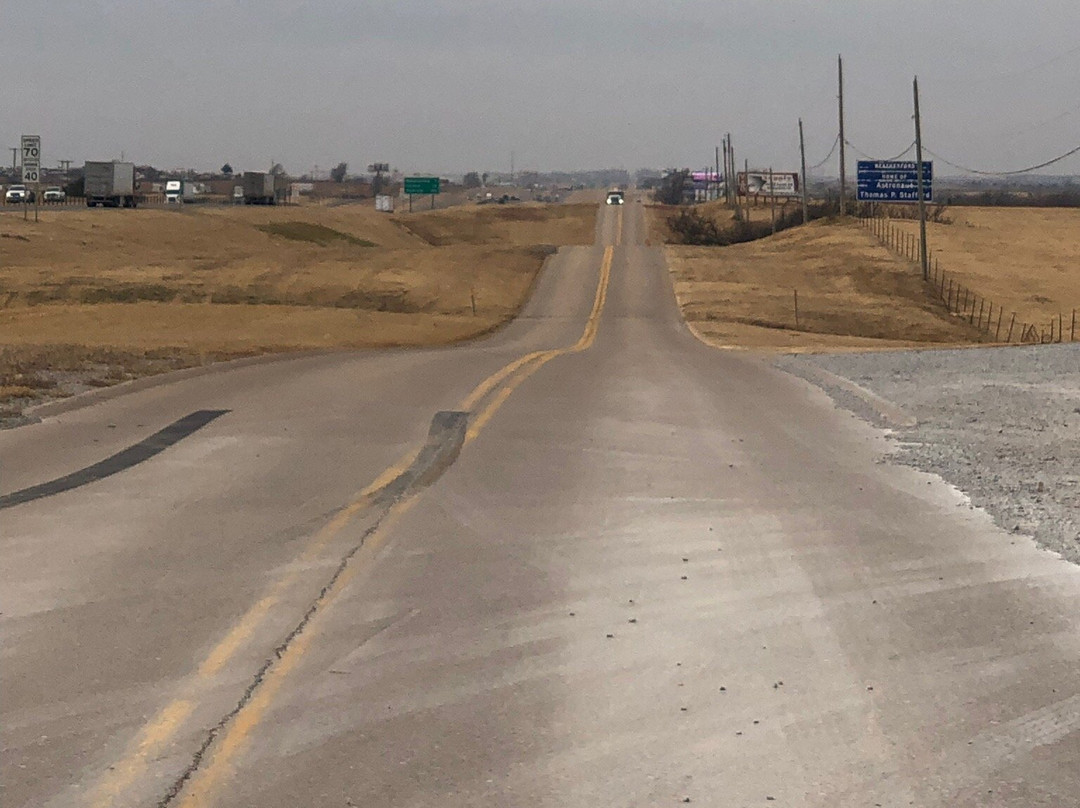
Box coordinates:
[654,170,691,205]
[943,188,1080,208]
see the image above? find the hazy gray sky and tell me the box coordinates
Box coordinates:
[4,1,1080,177]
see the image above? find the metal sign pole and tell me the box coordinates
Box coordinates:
[20,135,41,222]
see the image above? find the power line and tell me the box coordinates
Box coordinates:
[807,134,839,170]
[922,142,1080,176]
[844,139,916,162]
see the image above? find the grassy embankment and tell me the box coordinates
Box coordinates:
[654,202,1080,352]
[0,202,596,412]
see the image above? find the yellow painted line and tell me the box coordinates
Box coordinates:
[88,443,420,805]
[95,231,617,808]
[457,349,550,411]
[466,246,613,443]
[174,498,418,808]
[197,596,277,678]
[90,700,196,808]
[464,349,559,442]
[175,244,616,805]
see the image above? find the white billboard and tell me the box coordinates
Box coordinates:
[738,171,799,197]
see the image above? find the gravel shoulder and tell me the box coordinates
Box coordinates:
[777,343,1080,565]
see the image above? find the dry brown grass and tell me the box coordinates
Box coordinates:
[394,202,596,246]
[0,202,593,411]
[665,217,984,353]
[658,203,1080,353]
[886,207,1080,325]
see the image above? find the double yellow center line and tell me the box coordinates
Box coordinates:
[92,221,618,808]
[465,244,613,441]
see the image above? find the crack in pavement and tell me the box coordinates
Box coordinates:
[156,411,467,807]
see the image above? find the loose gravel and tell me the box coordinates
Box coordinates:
[778,343,1080,565]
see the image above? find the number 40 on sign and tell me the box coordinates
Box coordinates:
[21,135,41,183]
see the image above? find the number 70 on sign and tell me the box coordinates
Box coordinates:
[21,135,41,183]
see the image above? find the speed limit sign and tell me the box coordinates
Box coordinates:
[21,135,41,183]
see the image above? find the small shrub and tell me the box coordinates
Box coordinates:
[667,200,839,246]
[79,284,177,304]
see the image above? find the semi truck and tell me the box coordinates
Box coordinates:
[164,179,198,204]
[84,161,139,207]
[242,171,286,205]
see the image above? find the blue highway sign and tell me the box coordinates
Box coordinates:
[856,160,932,203]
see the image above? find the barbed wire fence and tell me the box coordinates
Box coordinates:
[829,99,1080,344]
[715,49,1080,345]
[853,198,1077,344]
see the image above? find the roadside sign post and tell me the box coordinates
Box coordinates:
[21,135,41,222]
[368,162,389,197]
[403,176,440,212]
[856,160,933,203]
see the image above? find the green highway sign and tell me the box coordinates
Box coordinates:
[404,176,440,195]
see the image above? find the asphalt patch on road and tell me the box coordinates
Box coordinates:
[373,411,468,504]
[0,409,229,509]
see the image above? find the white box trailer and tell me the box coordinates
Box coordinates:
[242,172,287,205]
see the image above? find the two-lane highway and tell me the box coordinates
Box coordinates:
[4,199,1080,807]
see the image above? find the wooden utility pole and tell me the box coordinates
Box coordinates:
[725,135,733,204]
[913,76,930,281]
[730,139,742,221]
[744,158,750,221]
[723,135,730,203]
[729,137,738,211]
[798,118,809,224]
[838,54,847,216]
[715,145,722,202]
[769,167,777,233]
[723,135,732,204]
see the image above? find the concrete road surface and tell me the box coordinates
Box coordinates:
[4,200,1080,807]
